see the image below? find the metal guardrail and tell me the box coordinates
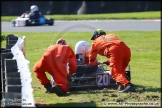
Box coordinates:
[1,36,35,107]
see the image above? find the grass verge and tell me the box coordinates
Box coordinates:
[1,30,161,107]
[1,11,161,22]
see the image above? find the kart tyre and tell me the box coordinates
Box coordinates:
[48,22,54,26]
[47,18,54,26]
[12,20,16,27]
[25,20,30,26]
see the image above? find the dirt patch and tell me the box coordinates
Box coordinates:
[35,101,54,107]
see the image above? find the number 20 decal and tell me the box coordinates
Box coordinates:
[96,73,110,86]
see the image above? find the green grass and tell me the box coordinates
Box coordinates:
[1,11,161,21]
[1,31,161,107]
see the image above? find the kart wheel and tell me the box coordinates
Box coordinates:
[48,22,53,26]
[25,20,30,26]
[47,18,54,26]
[12,20,16,27]
[48,22,54,26]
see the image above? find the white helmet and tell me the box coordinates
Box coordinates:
[30,5,39,13]
[75,40,91,54]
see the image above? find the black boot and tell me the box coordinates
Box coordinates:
[117,84,125,91]
[116,83,124,91]
[118,83,136,93]
[51,85,66,97]
[44,83,53,94]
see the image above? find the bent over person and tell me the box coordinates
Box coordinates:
[88,29,136,93]
[33,39,77,96]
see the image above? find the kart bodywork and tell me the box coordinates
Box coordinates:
[11,13,54,27]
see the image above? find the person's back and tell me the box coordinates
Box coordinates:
[44,44,77,75]
[92,34,122,46]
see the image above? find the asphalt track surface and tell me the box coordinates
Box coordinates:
[2,20,160,32]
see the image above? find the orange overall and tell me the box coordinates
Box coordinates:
[89,34,131,87]
[33,45,77,93]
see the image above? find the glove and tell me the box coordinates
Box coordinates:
[44,83,53,94]
[87,62,100,68]
[84,57,89,64]
[103,60,110,66]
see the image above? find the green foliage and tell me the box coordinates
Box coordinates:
[1,35,7,41]
[1,31,161,107]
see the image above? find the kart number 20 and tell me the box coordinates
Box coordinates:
[96,73,110,86]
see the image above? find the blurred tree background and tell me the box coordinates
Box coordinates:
[1,1,161,16]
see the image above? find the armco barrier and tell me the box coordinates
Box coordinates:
[1,36,35,107]
[11,36,35,107]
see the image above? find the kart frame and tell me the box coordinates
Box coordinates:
[68,64,131,91]
[50,64,131,91]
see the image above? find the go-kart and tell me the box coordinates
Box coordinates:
[11,12,54,27]
[68,63,131,91]
[50,62,131,91]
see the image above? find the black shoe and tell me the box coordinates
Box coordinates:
[117,84,124,91]
[118,84,136,93]
[44,83,53,94]
[116,83,124,91]
[51,85,66,97]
